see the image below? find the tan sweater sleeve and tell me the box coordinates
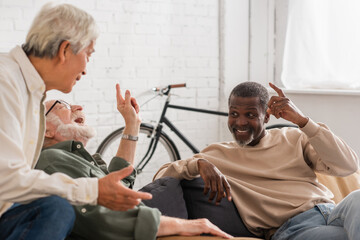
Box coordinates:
[153,157,200,180]
[302,119,359,176]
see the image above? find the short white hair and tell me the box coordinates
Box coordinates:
[23,3,99,58]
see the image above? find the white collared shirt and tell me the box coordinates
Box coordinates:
[0,46,98,216]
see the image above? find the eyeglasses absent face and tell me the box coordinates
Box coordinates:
[45,100,71,116]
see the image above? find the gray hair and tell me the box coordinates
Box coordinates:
[23,3,99,58]
[228,81,269,111]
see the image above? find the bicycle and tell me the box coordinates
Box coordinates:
[96,83,228,189]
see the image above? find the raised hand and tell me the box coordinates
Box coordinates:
[116,83,140,126]
[267,83,308,128]
[97,166,152,211]
[198,159,232,205]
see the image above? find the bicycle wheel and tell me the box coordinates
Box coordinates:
[96,123,180,190]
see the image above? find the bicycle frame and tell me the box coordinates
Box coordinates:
[135,88,228,172]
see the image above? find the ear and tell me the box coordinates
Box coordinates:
[57,40,71,64]
[264,111,270,123]
[45,128,55,139]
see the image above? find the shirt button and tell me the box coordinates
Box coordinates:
[90,162,95,165]
[81,208,87,213]
[76,144,81,149]
[29,139,34,144]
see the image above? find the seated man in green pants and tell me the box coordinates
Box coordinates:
[35,84,232,240]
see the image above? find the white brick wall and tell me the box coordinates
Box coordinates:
[0,0,223,155]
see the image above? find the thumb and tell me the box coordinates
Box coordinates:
[112,166,134,182]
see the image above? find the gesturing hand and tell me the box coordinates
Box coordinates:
[198,159,232,205]
[97,166,152,211]
[116,83,141,126]
[267,83,309,128]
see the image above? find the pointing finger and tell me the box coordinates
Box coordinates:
[116,84,125,104]
[269,82,285,97]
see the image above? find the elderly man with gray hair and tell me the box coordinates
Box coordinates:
[35,84,232,240]
[0,3,151,239]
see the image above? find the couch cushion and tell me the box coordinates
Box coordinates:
[139,177,188,219]
[181,178,258,238]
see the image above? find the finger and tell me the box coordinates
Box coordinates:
[208,179,217,202]
[113,165,134,180]
[223,178,232,201]
[203,179,210,196]
[215,179,224,205]
[116,84,125,104]
[208,190,217,202]
[208,226,233,239]
[203,220,233,239]
[124,90,131,105]
[131,97,140,113]
[269,82,285,97]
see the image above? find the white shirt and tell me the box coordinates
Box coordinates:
[0,46,98,217]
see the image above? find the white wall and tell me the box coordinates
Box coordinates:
[0,0,221,157]
[1,0,359,158]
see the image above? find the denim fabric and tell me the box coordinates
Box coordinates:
[0,196,75,240]
[273,190,360,240]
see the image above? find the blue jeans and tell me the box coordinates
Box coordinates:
[0,196,75,240]
[273,189,360,240]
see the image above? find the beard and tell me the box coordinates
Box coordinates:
[232,129,254,147]
[48,113,96,144]
[57,122,96,143]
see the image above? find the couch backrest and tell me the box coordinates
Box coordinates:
[316,170,360,203]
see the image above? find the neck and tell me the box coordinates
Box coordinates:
[28,55,58,91]
[42,137,61,149]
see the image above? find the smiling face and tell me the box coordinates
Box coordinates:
[228,96,269,147]
[60,41,95,93]
[45,100,95,146]
[45,100,85,125]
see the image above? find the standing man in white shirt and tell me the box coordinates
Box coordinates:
[0,3,152,240]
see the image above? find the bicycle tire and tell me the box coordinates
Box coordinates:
[96,123,180,190]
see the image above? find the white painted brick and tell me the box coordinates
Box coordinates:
[0,0,221,157]
[114,13,142,23]
[119,35,147,45]
[110,45,133,57]
[133,46,158,57]
[83,103,98,114]
[2,0,32,7]
[0,20,12,31]
[136,67,162,78]
[96,0,123,11]
[146,35,171,46]
[123,2,151,14]
[109,23,134,34]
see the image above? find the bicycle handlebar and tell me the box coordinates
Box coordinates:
[153,83,186,95]
[169,83,186,89]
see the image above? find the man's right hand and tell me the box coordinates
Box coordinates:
[97,166,152,211]
[198,159,232,205]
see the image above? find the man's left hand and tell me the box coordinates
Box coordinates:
[267,83,309,128]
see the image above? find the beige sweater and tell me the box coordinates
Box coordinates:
[154,119,359,237]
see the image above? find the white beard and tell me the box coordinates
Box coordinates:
[57,122,96,143]
[47,113,96,144]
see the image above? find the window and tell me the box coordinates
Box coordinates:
[281,0,360,90]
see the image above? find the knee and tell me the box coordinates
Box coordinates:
[341,189,360,206]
